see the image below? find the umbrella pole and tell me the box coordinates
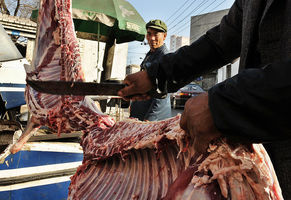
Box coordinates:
[101,38,116,82]
[99,37,116,113]
[96,23,100,82]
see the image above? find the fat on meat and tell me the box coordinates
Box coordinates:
[6,0,284,199]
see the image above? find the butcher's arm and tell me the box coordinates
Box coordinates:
[119,0,243,99]
[146,0,243,94]
[209,59,291,142]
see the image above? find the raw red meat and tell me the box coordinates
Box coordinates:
[10,0,114,154]
[69,115,283,200]
[12,0,284,199]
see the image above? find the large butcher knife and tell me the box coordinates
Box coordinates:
[26,80,126,96]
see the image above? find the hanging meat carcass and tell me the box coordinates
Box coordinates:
[10,0,284,199]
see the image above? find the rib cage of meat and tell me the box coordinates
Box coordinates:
[69,115,283,200]
[21,0,284,199]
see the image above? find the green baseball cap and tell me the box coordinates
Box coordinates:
[146,19,167,32]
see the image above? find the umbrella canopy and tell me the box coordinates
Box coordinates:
[31,0,146,43]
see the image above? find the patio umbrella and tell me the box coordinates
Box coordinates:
[31,0,146,44]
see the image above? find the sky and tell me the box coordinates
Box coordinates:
[126,0,235,65]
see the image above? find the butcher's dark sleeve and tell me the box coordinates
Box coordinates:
[146,0,243,94]
[208,59,291,143]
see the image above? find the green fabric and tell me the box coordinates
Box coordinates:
[31,0,146,43]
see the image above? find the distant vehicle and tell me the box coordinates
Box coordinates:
[171,83,204,109]
[0,23,29,123]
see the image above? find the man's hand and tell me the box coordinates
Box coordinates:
[180,92,221,154]
[118,71,153,101]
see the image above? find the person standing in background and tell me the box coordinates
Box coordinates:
[129,19,171,121]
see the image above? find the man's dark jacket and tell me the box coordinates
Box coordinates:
[130,44,171,121]
[146,0,291,198]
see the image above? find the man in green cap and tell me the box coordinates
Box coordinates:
[129,19,171,121]
[145,19,167,52]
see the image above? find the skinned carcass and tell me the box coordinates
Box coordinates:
[11,0,284,199]
[8,0,114,154]
[69,115,282,200]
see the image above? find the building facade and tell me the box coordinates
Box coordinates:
[170,35,189,52]
[190,9,239,90]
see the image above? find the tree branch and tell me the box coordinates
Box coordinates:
[0,0,11,15]
[13,0,20,16]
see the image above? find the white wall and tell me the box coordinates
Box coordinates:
[110,43,128,80]
[231,59,239,77]
[78,38,106,83]
[217,59,239,83]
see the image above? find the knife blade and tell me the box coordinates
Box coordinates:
[26,80,126,96]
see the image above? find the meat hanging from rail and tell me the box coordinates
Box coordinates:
[12,0,284,199]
